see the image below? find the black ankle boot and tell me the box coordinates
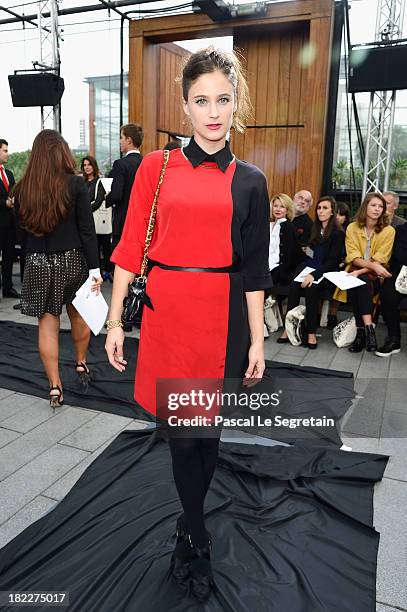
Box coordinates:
[365,324,377,352]
[348,327,365,353]
[189,537,214,602]
[170,514,193,585]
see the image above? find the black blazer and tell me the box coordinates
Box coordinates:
[15,175,99,269]
[292,213,313,247]
[389,223,407,276]
[271,220,303,284]
[0,168,15,229]
[105,152,142,237]
[310,228,346,281]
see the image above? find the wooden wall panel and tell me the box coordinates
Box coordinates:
[301,17,333,197]
[130,40,189,151]
[232,25,308,198]
[232,16,332,203]
[129,0,334,200]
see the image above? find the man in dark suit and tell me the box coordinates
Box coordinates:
[106,123,143,252]
[292,189,314,248]
[0,139,20,299]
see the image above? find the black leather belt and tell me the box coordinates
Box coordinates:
[149,260,240,274]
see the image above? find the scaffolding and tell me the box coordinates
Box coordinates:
[35,0,61,131]
[362,0,406,197]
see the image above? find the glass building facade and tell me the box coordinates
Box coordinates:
[85,74,128,175]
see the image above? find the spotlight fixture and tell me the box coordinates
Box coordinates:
[193,0,267,22]
[192,0,232,22]
[230,2,267,18]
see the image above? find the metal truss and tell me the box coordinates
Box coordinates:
[363,90,396,195]
[362,0,406,197]
[375,0,405,41]
[35,0,61,131]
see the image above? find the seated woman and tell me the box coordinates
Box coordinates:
[335,192,395,353]
[327,201,351,328]
[375,222,407,357]
[268,193,303,286]
[336,201,351,231]
[278,196,345,349]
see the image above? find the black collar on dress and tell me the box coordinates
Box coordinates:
[183,136,233,172]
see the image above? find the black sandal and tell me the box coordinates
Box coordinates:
[49,385,64,409]
[170,514,194,585]
[188,536,214,602]
[75,362,91,387]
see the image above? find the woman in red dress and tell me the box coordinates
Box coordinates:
[105,48,270,602]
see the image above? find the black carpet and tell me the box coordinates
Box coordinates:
[0,429,387,612]
[0,321,150,420]
[0,322,354,446]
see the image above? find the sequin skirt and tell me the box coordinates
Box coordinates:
[21,249,88,317]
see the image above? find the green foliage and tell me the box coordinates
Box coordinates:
[390,157,407,189]
[7,150,30,182]
[332,159,364,190]
[332,156,407,191]
[102,163,112,177]
[7,150,88,181]
[72,152,85,172]
[332,159,349,187]
[392,125,407,160]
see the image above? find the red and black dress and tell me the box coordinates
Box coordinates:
[111,137,271,416]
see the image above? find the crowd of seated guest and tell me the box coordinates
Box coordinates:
[276,196,345,349]
[267,189,405,357]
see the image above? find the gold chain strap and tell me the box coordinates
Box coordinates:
[140,149,170,278]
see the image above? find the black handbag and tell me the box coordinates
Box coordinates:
[122,149,169,325]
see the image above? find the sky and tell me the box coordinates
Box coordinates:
[0,0,400,153]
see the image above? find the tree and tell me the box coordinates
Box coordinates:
[7,149,87,181]
[7,151,30,181]
[390,157,407,189]
[392,125,407,160]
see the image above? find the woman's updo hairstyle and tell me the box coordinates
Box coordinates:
[181,46,252,133]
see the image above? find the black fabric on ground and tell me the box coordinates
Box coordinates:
[0,321,151,421]
[220,366,354,446]
[0,323,354,446]
[0,430,387,612]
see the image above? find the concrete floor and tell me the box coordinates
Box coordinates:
[0,270,406,611]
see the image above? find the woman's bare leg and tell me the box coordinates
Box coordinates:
[66,303,91,365]
[38,313,61,389]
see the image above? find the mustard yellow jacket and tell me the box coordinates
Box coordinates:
[334,221,395,302]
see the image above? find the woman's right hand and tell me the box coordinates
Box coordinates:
[105,327,127,372]
[371,262,392,278]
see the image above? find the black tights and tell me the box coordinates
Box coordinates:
[168,436,221,548]
[348,274,381,327]
[286,279,332,333]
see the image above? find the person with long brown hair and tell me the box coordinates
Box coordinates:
[13,130,102,407]
[105,47,270,602]
[81,155,113,280]
[278,196,345,348]
[334,192,395,353]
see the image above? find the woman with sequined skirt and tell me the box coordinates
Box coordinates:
[13,130,103,407]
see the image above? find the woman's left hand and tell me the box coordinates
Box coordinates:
[90,275,103,295]
[301,274,314,288]
[243,342,265,387]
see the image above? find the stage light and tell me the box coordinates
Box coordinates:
[230,2,267,18]
[192,0,232,22]
[193,0,267,22]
